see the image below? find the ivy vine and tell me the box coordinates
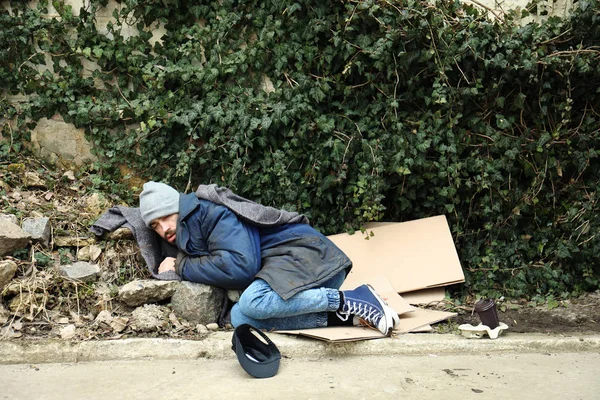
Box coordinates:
[2,0,599,298]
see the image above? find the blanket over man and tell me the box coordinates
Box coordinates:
[91,184,351,299]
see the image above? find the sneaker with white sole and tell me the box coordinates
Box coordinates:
[338,284,398,336]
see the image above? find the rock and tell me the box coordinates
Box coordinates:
[227,289,243,303]
[94,310,113,326]
[0,220,31,256]
[110,316,129,332]
[59,261,100,282]
[0,303,10,324]
[2,275,49,297]
[3,282,21,297]
[131,304,169,332]
[22,217,51,248]
[9,191,22,201]
[0,180,11,193]
[77,245,102,262]
[0,326,21,339]
[30,117,97,168]
[206,323,219,331]
[0,260,19,289]
[8,292,44,313]
[196,324,208,334]
[60,324,76,339]
[23,171,46,188]
[63,170,76,181]
[118,280,180,307]
[54,236,95,247]
[0,213,18,225]
[82,193,110,217]
[170,281,225,325]
[108,227,133,240]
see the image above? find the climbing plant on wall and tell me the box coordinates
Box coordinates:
[2,0,599,297]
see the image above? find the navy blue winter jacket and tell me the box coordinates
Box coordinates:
[174,193,352,299]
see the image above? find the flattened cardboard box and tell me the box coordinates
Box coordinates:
[362,221,454,304]
[277,308,457,342]
[333,215,465,293]
[277,276,457,342]
[400,287,447,305]
[278,216,463,342]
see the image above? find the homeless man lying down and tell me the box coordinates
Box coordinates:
[139,181,399,335]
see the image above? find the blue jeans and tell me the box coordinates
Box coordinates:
[230,270,346,330]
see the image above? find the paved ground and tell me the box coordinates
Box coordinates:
[2,352,599,399]
[3,331,600,364]
[2,333,600,399]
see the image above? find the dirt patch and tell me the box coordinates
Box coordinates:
[439,292,600,334]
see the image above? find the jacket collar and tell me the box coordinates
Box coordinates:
[178,192,200,222]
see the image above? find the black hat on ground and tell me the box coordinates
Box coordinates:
[231,324,281,378]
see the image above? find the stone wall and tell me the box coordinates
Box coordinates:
[2,0,167,168]
[1,0,575,168]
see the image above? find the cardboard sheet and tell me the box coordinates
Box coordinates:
[277,278,456,342]
[276,326,387,342]
[399,287,447,305]
[332,215,465,293]
[277,309,455,342]
[410,325,433,333]
[277,216,465,342]
[362,275,415,316]
[395,308,457,333]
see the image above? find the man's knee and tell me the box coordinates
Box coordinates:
[237,290,279,319]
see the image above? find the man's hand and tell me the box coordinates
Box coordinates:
[158,257,177,274]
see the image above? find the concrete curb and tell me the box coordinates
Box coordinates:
[1,332,599,364]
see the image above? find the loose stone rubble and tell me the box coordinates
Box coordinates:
[0,220,31,257]
[118,280,180,307]
[59,262,101,283]
[22,217,51,248]
[0,191,226,340]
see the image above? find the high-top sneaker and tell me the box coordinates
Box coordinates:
[337,284,399,336]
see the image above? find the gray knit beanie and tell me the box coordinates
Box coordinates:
[139,181,180,227]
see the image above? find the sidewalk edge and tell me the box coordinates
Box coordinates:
[2,332,599,364]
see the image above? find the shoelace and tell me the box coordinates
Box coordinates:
[336,300,382,326]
